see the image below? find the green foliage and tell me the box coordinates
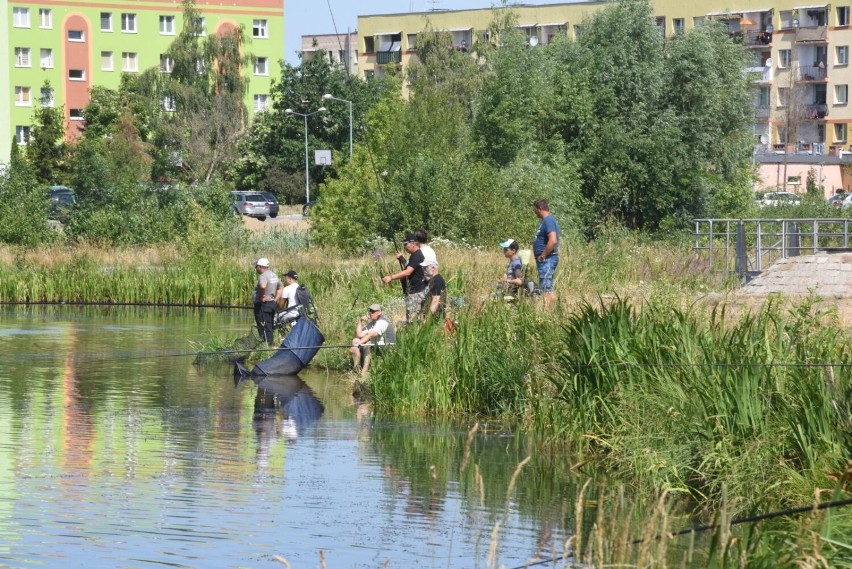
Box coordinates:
[26,81,68,186]
[0,154,53,245]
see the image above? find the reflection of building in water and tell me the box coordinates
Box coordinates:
[59,330,96,496]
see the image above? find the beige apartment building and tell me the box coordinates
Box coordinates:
[357,1,852,157]
[301,31,358,75]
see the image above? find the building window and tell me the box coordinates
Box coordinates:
[121,13,137,33]
[40,48,53,69]
[758,86,771,107]
[254,94,269,112]
[68,69,86,80]
[780,10,794,28]
[778,87,790,107]
[69,108,84,120]
[837,84,849,104]
[779,49,792,68]
[101,12,112,32]
[13,7,30,28]
[364,36,375,52]
[163,96,176,112]
[193,17,206,36]
[101,51,114,71]
[838,46,849,66]
[673,18,685,35]
[15,86,31,106]
[839,6,850,26]
[254,56,268,75]
[39,8,52,29]
[195,59,206,74]
[14,47,31,67]
[40,87,54,107]
[655,17,665,39]
[15,126,31,145]
[252,19,268,38]
[160,15,175,35]
[693,16,704,27]
[407,33,417,50]
[835,123,847,142]
[573,25,586,39]
[68,30,85,42]
[122,52,138,72]
[160,55,173,73]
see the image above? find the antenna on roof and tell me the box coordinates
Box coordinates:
[427,0,441,11]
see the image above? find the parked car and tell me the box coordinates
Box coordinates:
[47,185,77,219]
[827,193,851,207]
[302,200,316,218]
[758,191,801,207]
[229,191,269,221]
[261,192,279,218]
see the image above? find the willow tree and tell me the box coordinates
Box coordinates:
[140,0,249,182]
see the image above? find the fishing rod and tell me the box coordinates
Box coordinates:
[0,300,252,309]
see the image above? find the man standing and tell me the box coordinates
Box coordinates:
[381,234,426,322]
[349,303,396,375]
[499,239,524,298]
[421,259,446,318]
[532,199,560,306]
[253,258,280,345]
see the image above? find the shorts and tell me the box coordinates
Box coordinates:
[536,255,558,293]
[405,290,427,320]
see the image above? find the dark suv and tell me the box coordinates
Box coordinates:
[48,186,77,219]
[261,192,279,218]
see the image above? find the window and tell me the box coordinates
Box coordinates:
[69,108,84,120]
[655,17,665,39]
[836,123,847,141]
[195,58,206,74]
[160,55,173,73]
[39,8,51,28]
[758,86,771,107]
[68,30,85,42]
[40,48,53,69]
[837,84,849,104]
[68,69,86,80]
[101,12,112,31]
[40,87,54,107]
[121,13,137,33]
[407,33,417,50]
[163,96,176,112]
[840,6,851,26]
[254,56,268,75]
[779,49,792,68]
[13,7,30,27]
[15,47,31,67]
[101,51,114,71]
[573,25,586,39]
[160,15,175,34]
[780,10,794,28]
[838,46,849,65]
[193,17,206,36]
[253,19,268,38]
[673,18,685,35]
[122,52,138,72]
[787,175,801,186]
[693,16,704,27]
[364,36,375,52]
[15,86,31,106]
[15,126,31,145]
[779,87,790,107]
[254,94,269,112]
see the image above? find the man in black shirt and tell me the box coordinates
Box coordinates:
[381,234,426,322]
[421,259,446,318]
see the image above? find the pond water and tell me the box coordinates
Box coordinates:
[0,306,584,568]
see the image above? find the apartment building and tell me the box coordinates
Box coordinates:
[1,0,284,165]
[357,1,852,160]
[301,31,358,76]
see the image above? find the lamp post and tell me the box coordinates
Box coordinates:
[322,93,353,159]
[285,107,326,206]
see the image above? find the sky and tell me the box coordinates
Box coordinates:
[284,0,576,65]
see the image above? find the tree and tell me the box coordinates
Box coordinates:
[27,81,67,185]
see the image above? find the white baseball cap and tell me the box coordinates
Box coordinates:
[255,258,270,267]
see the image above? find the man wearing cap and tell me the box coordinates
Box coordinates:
[422,259,446,318]
[274,270,301,327]
[499,239,524,297]
[349,303,396,375]
[532,199,560,306]
[253,258,280,345]
[381,234,426,323]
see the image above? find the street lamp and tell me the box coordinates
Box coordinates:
[322,93,353,159]
[285,106,326,206]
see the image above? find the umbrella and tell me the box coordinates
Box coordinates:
[740,17,757,26]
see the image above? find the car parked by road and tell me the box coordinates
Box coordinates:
[827,193,852,207]
[229,191,269,221]
[47,186,76,219]
[757,191,801,207]
[261,192,279,218]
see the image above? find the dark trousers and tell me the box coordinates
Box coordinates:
[254,301,277,344]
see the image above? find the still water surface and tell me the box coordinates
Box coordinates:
[0,306,580,568]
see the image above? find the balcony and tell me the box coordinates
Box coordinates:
[798,65,827,81]
[795,26,827,43]
[744,30,772,47]
[376,50,401,65]
[805,104,828,119]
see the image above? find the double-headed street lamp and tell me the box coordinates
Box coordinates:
[322,93,353,159]
[285,106,326,205]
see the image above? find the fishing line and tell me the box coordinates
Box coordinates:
[0,300,251,309]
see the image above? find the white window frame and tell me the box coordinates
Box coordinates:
[254,94,269,112]
[68,69,86,81]
[254,56,268,75]
[69,108,84,121]
[160,55,174,73]
[778,87,790,107]
[160,15,175,35]
[836,123,848,142]
[838,46,849,66]
[15,126,31,145]
[39,8,52,29]
[68,30,85,42]
[101,51,114,71]
[252,19,268,38]
[122,52,138,72]
[839,6,851,26]
[15,47,31,68]
[15,86,32,106]
[40,87,54,107]
[101,12,112,32]
[779,49,792,68]
[40,48,53,69]
[836,84,849,104]
[121,13,137,33]
[163,95,176,112]
[673,18,685,35]
[13,7,30,28]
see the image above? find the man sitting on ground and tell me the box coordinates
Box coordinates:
[349,303,396,375]
[498,239,524,298]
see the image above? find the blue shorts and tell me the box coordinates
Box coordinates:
[536,255,558,293]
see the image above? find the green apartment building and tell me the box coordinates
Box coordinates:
[1,0,284,165]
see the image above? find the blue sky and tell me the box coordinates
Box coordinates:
[284,0,574,65]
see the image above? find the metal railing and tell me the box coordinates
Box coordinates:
[693,218,852,279]
[376,50,402,64]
